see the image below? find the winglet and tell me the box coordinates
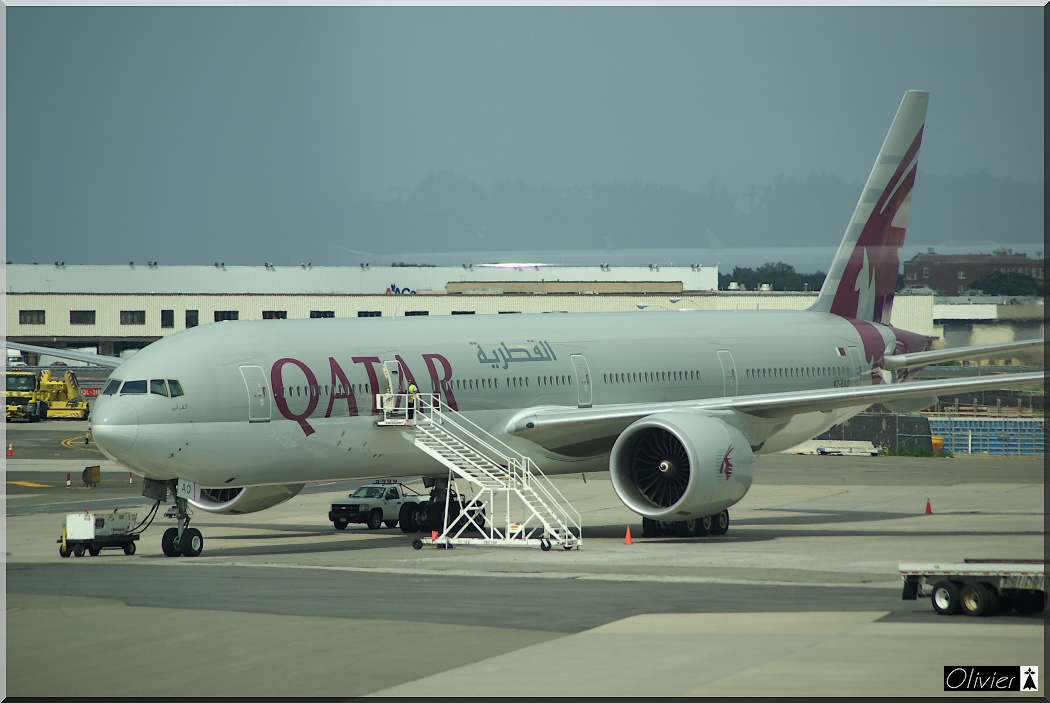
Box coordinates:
[811,90,929,323]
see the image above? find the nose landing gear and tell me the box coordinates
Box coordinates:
[161,481,205,557]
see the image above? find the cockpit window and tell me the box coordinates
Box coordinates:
[120,380,147,395]
[101,379,121,395]
[168,380,184,397]
[150,379,168,396]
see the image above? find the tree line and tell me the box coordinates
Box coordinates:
[714,264,1042,296]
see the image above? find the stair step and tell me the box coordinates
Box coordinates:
[412,410,579,548]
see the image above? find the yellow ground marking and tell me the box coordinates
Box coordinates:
[7,481,50,488]
[61,435,102,453]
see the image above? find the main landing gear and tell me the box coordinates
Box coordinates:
[398,477,486,535]
[641,509,730,539]
[161,480,204,557]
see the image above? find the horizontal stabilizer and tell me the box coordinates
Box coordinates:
[883,339,1044,370]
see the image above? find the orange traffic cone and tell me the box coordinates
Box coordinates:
[6,442,13,457]
[625,525,633,545]
[925,498,933,515]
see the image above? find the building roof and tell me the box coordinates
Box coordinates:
[906,251,1042,265]
[5,263,718,295]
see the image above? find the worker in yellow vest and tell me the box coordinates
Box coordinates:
[407,381,419,424]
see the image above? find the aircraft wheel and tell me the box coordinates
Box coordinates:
[180,528,204,557]
[931,581,961,615]
[161,527,180,557]
[367,510,383,530]
[641,518,661,538]
[676,517,712,537]
[710,510,730,536]
[399,503,417,533]
[697,515,713,536]
[960,582,997,617]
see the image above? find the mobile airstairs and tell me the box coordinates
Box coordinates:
[376,392,582,551]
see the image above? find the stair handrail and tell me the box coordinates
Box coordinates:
[417,394,581,541]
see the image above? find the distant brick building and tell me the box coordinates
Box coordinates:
[903,249,1044,295]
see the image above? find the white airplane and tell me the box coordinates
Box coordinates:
[11,90,1044,557]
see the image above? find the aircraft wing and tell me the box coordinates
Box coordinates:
[883,339,1044,370]
[507,371,1045,444]
[5,342,124,368]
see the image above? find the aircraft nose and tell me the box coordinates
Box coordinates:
[91,399,139,454]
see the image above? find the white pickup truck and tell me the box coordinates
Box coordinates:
[328,480,427,530]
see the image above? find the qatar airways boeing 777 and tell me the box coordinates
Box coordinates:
[12,90,1044,557]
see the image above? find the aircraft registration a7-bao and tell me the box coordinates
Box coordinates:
[14,91,1043,557]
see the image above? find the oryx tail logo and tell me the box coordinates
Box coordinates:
[719,446,734,480]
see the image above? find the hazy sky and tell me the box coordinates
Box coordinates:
[5,5,1044,265]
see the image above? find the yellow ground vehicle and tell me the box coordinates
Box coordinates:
[5,370,42,421]
[5,369,90,421]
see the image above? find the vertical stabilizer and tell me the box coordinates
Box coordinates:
[811,90,928,323]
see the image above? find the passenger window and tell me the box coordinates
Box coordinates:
[120,380,147,395]
[167,380,184,397]
[150,379,168,396]
[101,379,121,395]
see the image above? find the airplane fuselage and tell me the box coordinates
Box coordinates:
[90,309,897,487]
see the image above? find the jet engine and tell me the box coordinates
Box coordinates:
[191,483,306,515]
[609,412,755,521]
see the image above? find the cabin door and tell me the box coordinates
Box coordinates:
[847,346,865,384]
[382,360,403,394]
[717,350,738,397]
[239,365,271,422]
[570,354,592,408]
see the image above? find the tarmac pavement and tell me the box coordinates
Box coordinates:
[2,421,1045,697]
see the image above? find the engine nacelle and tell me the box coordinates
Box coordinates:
[610,412,755,521]
[191,483,306,515]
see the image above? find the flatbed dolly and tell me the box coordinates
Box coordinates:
[899,559,1046,616]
